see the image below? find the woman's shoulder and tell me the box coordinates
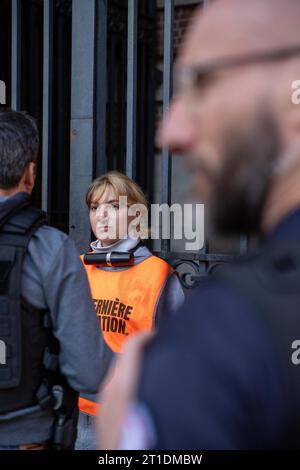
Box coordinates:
[136,247,173,271]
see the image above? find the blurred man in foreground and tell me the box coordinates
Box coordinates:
[99,0,300,449]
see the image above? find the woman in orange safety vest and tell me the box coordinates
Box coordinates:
[75,171,184,450]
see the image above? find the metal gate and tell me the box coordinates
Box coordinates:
[0,0,247,289]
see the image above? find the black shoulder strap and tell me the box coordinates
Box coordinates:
[0,202,47,249]
[0,203,46,389]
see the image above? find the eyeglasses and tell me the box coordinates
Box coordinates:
[174,43,300,93]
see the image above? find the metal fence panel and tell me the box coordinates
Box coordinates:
[69,0,96,251]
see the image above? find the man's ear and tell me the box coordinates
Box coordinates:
[23,161,36,194]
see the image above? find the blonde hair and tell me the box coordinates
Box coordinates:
[86,171,149,239]
[86,171,148,209]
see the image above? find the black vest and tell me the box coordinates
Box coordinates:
[0,201,65,415]
[214,241,300,448]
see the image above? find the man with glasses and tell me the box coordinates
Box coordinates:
[99,0,300,449]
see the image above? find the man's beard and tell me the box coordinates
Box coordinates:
[195,108,282,237]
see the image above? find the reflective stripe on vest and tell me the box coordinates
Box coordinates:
[78,254,173,416]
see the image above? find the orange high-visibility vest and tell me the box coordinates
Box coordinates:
[78,254,173,416]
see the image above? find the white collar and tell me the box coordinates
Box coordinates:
[90,235,140,253]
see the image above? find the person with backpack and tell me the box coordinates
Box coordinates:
[0,109,112,450]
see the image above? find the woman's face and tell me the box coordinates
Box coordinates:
[89,185,136,247]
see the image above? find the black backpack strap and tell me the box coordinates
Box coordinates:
[0,205,46,389]
[0,204,78,441]
[0,199,31,231]
[0,203,47,249]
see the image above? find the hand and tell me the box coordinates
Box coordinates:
[97,331,154,450]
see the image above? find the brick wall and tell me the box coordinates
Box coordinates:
[155,2,202,130]
[157,3,201,58]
